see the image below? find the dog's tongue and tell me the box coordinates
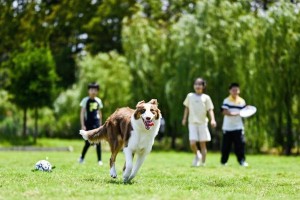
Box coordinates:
[147,121,154,126]
[148,122,154,126]
[144,121,154,129]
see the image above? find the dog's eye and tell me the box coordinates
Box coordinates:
[141,109,146,113]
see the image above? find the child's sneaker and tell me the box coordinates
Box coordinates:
[78,157,84,164]
[98,161,103,166]
[192,155,201,167]
[240,161,249,167]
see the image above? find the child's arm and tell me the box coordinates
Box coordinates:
[208,109,217,128]
[80,107,86,130]
[98,110,102,125]
[222,109,240,116]
[182,107,189,126]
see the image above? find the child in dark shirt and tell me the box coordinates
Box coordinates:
[78,83,103,165]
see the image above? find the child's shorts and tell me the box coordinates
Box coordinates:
[188,123,211,142]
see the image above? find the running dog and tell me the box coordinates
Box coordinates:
[79,99,161,183]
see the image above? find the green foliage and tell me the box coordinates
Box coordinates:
[46,0,101,88]
[53,86,81,138]
[9,41,57,109]
[77,51,133,114]
[0,89,58,142]
[34,108,57,137]
[249,1,300,154]
[6,41,57,140]
[84,0,198,54]
[1,0,300,153]
[84,0,136,54]
[0,90,21,137]
[53,51,132,137]
[0,0,101,89]
[122,0,300,152]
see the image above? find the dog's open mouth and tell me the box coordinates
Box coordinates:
[142,118,154,130]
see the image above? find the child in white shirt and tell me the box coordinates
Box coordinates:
[182,78,217,166]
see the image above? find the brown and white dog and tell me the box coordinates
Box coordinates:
[79,99,161,183]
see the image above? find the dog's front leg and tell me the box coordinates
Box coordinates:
[110,160,117,178]
[128,153,147,182]
[123,147,133,183]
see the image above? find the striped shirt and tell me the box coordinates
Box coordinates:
[221,96,246,131]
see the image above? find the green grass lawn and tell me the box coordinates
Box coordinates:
[0,139,299,200]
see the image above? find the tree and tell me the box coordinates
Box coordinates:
[0,0,100,90]
[53,51,132,137]
[84,0,198,54]
[252,1,300,154]
[45,0,101,88]
[122,0,300,153]
[9,41,57,143]
[76,51,133,117]
[83,0,136,54]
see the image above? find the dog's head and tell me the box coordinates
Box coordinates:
[134,99,161,130]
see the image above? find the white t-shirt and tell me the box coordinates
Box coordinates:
[221,96,246,131]
[183,93,214,125]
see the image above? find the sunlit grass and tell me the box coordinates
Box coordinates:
[0,139,299,200]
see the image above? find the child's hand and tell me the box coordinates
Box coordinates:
[210,120,217,128]
[182,119,187,126]
[81,125,86,130]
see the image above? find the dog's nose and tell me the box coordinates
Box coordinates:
[146,117,151,121]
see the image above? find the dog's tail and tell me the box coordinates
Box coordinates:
[79,123,108,144]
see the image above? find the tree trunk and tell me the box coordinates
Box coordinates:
[33,108,38,144]
[274,107,284,154]
[285,92,293,155]
[171,132,176,149]
[263,0,268,10]
[297,134,300,155]
[169,124,176,149]
[285,113,292,155]
[22,108,27,137]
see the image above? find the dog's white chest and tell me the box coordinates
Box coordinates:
[128,129,155,153]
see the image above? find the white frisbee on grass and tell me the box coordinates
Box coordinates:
[240,105,257,118]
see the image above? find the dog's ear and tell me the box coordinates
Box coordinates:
[134,109,141,120]
[134,101,144,119]
[136,100,145,108]
[155,108,161,120]
[148,99,158,105]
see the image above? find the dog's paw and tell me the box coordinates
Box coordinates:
[79,130,88,140]
[123,173,130,183]
[123,177,134,184]
[123,177,129,184]
[128,176,134,182]
[110,167,117,179]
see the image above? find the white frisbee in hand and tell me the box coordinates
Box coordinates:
[240,106,257,118]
